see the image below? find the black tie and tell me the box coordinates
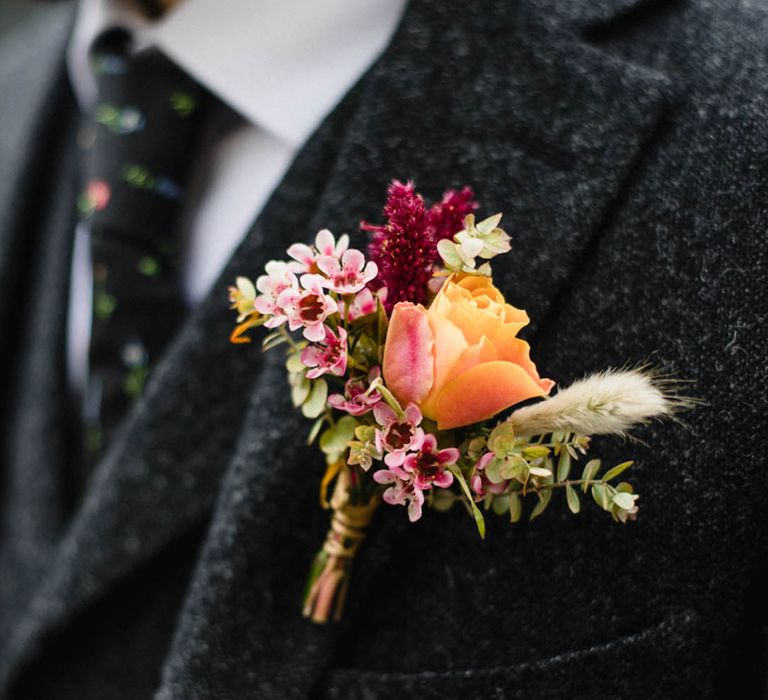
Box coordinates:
[79,30,209,459]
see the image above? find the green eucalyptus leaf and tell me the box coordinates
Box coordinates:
[529,488,552,521]
[467,436,487,460]
[557,449,572,482]
[591,483,607,510]
[602,460,634,482]
[484,456,507,484]
[285,352,305,373]
[500,455,529,482]
[302,379,328,418]
[566,483,581,514]
[522,445,550,459]
[354,424,376,442]
[509,491,523,523]
[591,483,613,511]
[488,421,516,457]
[529,466,552,479]
[290,376,311,408]
[491,495,509,516]
[352,333,379,365]
[307,415,325,445]
[581,459,602,492]
[319,416,358,458]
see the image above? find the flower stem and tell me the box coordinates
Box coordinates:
[522,478,604,496]
[368,378,403,417]
[279,326,300,352]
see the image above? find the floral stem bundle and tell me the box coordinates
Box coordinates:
[228,180,692,623]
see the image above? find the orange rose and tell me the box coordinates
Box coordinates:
[382,274,554,430]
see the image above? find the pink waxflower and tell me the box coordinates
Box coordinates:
[373,466,426,522]
[470,452,509,497]
[301,325,348,379]
[338,287,382,322]
[276,274,338,342]
[373,402,424,468]
[254,261,299,327]
[317,249,378,295]
[287,229,349,275]
[402,433,458,490]
[327,367,382,416]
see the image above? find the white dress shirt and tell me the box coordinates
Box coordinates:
[66,0,406,393]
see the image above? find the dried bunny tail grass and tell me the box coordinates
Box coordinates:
[507,367,699,438]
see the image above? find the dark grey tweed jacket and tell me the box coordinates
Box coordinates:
[1,0,767,698]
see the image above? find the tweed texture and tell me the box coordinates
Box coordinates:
[1,0,767,698]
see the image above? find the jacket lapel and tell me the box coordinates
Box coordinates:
[0,3,75,311]
[0,0,79,651]
[4,0,676,688]
[0,3,77,441]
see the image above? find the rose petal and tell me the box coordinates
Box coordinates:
[434,361,552,430]
[486,332,554,394]
[439,335,497,388]
[419,314,467,420]
[383,303,435,407]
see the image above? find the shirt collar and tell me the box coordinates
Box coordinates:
[69,0,407,148]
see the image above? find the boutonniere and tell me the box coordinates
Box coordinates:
[228,181,694,623]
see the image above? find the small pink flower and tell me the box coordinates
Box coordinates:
[276,274,338,342]
[374,402,424,468]
[287,229,349,275]
[328,367,382,416]
[402,433,458,490]
[255,261,299,327]
[317,249,378,295]
[301,325,348,379]
[338,287,382,322]
[373,467,426,522]
[470,452,509,497]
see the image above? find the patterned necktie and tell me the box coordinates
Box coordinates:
[78,30,209,459]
